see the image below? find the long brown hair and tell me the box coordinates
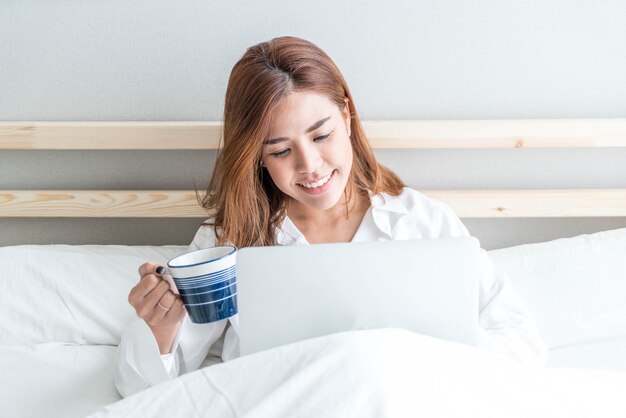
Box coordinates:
[201,36,404,247]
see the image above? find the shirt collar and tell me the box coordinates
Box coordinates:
[368,190,410,215]
[275,189,409,244]
[275,216,308,245]
[368,190,409,238]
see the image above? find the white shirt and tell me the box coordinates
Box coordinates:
[114,188,548,397]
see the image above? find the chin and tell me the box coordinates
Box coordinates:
[288,176,349,212]
[304,191,345,212]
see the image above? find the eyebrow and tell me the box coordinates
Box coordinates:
[263,116,331,145]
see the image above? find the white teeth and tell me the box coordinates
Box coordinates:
[299,172,332,189]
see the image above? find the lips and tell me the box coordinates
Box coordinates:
[297,171,333,189]
[296,170,336,194]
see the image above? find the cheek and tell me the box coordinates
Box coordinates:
[265,163,290,186]
[339,138,354,167]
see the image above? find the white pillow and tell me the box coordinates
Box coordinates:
[4,228,625,351]
[488,228,626,350]
[0,245,187,345]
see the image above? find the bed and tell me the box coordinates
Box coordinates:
[2,119,626,417]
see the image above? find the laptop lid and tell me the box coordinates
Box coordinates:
[236,237,480,356]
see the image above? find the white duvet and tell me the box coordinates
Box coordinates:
[0,344,121,418]
[90,329,626,418]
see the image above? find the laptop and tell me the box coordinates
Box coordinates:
[235,237,481,356]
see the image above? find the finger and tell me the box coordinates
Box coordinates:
[138,261,163,277]
[149,295,185,326]
[156,290,178,313]
[135,279,170,319]
[128,273,162,306]
[165,297,187,322]
[153,300,173,318]
[144,279,171,307]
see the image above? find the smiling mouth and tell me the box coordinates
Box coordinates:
[297,170,335,189]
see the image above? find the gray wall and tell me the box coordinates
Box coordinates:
[2,0,626,249]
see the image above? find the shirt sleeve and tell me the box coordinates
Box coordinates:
[114,221,228,397]
[437,201,549,366]
[114,319,173,397]
[475,249,549,366]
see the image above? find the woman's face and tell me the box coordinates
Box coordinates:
[262,91,352,216]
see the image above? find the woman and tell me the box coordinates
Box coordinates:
[115,36,548,397]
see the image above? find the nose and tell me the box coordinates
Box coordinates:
[294,142,322,174]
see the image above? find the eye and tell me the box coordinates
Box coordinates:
[314,130,333,142]
[271,149,290,158]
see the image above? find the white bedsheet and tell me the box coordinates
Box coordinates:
[0,344,121,418]
[89,329,626,418]
[3,229,626,417]
[547,336,626,372]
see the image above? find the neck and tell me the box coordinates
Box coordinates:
[286,189,369,226]
[286,190,371,244]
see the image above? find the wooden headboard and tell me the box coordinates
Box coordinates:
[2,119,626,219]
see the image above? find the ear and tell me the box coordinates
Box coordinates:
[342,97,351,136]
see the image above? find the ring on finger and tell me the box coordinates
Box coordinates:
[157,301,172,311]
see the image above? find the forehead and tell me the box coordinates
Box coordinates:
[267,91,339,136]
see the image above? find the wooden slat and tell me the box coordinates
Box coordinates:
[2,189,626,218]
[365,119,626,148]
[0,122,222,150]
[2,119,626,149]
[425,189,626,218]
[0,190,208,217]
